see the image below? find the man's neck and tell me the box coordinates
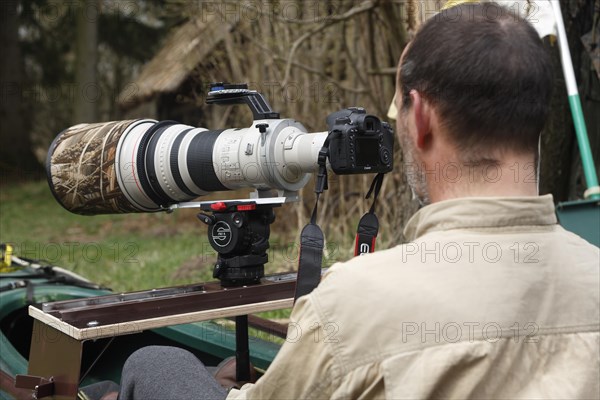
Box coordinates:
[426,155,539,203]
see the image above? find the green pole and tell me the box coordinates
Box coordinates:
[552,1,600,200]
[568,95,599,199]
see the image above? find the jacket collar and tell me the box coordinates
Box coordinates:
[403,194,557,241]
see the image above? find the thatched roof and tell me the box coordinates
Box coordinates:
[118,15,237,109]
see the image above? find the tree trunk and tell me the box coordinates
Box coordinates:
[540,0,600,201]
[565,0,600,199]
[539,39,573,201]
[0,0,43,182]
[73,0,99,124]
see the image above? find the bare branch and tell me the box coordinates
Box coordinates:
[281,0,379,87]
[367,68,398,75]
[239,32,368,94]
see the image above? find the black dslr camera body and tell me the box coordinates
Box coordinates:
[327,107,394,175]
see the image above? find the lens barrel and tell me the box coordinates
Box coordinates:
[47,119,325,215]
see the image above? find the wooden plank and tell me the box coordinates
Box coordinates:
[29,297,293,341]
[46,281,294,328]
[246,315,288,338]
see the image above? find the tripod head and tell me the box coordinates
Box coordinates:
[197,200,278,286]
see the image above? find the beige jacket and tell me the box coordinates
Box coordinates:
[228,195,600,399]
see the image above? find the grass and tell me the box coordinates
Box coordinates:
[1,180,216,290]
[0,180,356,321]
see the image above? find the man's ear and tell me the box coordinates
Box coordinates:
[409,90,431,149]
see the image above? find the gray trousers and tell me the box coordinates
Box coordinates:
[80,346,228,400]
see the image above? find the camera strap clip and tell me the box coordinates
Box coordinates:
[315,145,330,194]
[354,173,385,256]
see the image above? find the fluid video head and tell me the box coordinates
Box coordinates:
[46,83,394,216]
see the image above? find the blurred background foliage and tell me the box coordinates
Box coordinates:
[1,0,599,292]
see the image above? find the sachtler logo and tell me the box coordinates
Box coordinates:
[212,222,232,247]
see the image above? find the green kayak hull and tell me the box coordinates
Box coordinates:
[0,268,281,399]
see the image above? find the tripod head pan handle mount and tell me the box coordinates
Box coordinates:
[207,82,280,120]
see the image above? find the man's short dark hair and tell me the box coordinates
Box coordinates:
[399,3,553,159]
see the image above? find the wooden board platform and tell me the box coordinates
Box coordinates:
[28,277,297,340]
[29,297,293,340]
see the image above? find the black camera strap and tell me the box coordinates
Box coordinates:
[294,141,330,302]
[354,173,384,256]
[295,140,386,301]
